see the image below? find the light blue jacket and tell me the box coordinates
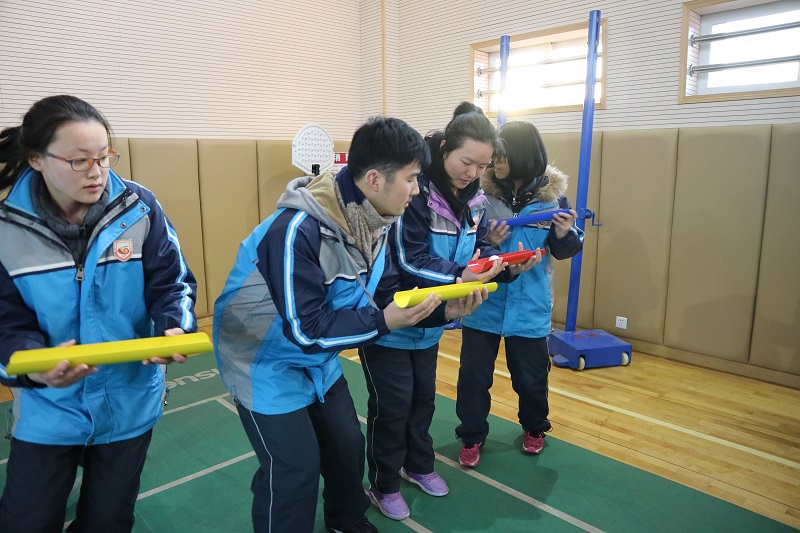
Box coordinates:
[377,174,508,350]
[462,166,583,338]
[0,168,197,445]
[213,171,436,415]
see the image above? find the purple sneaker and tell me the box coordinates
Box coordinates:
[400,467,449,496]
[367,487,410,520]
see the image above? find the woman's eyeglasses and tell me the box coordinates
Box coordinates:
[46,150,120,171]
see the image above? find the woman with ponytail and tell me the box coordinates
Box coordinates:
[0,95,197,531]
[359,103,539,521]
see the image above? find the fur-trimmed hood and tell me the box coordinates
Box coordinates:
[480,164,568,205]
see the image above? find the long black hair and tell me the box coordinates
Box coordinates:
[0,95,112,193]
[497,121,548,183]
[424,102,500,225]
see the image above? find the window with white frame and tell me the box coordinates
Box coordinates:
[472,22,605,116]
[682,0,800,101]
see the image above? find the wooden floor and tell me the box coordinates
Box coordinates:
[3,325,798,529]
[424,330,800,530]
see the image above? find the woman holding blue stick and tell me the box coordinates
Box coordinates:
[456,120,583,467]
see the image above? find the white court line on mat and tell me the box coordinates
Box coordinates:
[163,393,229,415]
[437,351,800,470]
[146,397,433,532]
[438,454,605,533]
[152,379,588,532]
[137,452,255,500]
[216,396,239,413]
[356,415,602,533]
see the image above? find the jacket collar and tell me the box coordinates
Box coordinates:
[5,167,129,219]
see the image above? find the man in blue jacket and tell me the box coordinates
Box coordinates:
[213,117,489,533]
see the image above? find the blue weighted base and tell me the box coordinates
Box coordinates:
[549,328,632,370]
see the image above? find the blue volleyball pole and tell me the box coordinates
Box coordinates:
[497,35,510,125]
[549,10,632,370]
[564,10,600,332]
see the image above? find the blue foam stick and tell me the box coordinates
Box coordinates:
[497,209,572,227]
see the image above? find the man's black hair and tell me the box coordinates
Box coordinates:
[347,117,430,181]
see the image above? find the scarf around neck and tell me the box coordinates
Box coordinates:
[330,168,396,265]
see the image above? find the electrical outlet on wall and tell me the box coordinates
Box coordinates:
[615,316,628,329]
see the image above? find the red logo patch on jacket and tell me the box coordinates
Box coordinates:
[113,239,133,262]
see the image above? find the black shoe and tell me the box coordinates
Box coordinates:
[327,516,379,533]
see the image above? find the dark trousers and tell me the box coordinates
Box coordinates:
[359,343,438,493]
[456,327,551,445]
[0,430,152,533]
[236,375,369,533]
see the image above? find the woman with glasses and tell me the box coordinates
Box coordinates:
[0,95,197,532]
[457,120,582,468]
[359,102,539,521]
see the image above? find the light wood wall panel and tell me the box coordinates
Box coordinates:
[256,140,352,221]
[749,124,800,374]
[256,141,297,221]
[112,138,131,181]
[360,0,385,118]
[664,126,771,361]
[198,140,259,312]
[127,139,208,317]
[541,132,602,330]
[0,0,364,140]
[4,0,796,140]
[392,0,800,135]
[594,129,678,345]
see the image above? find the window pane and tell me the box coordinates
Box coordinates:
[696,2,800,94]
[483,33,601,112]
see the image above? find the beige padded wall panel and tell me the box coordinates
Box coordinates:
[540,132,602,330]
[257,140,296,220]
[595,129,678,344]
[128,139,208,318]
[750,124,800,375]
[664,126,771,362]
[257,140,351,221]
[198,140,259,312]
[112,138,131,180]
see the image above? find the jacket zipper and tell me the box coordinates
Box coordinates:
[75,189,135,282]
[75,224,88,283]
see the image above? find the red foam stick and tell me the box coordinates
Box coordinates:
[467,249,545,274]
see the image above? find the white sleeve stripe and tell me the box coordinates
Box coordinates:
[284,213,380,348]
[394,217,455,283]
[164,216,195,331]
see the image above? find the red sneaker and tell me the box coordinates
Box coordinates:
[522,431,545,454]
[458,443,481,467]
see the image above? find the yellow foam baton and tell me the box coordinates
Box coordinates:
[5,332,213,375]
[393,281,498,308]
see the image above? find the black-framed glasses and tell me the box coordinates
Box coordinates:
[46,150,120,171]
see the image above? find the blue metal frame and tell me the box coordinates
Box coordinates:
[565,10,600,333]
[497,35,510,125]
[550,10,632,370]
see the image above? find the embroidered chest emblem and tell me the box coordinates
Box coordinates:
[113,239,133,262]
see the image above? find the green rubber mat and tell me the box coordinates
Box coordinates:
[0,353,792,532]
